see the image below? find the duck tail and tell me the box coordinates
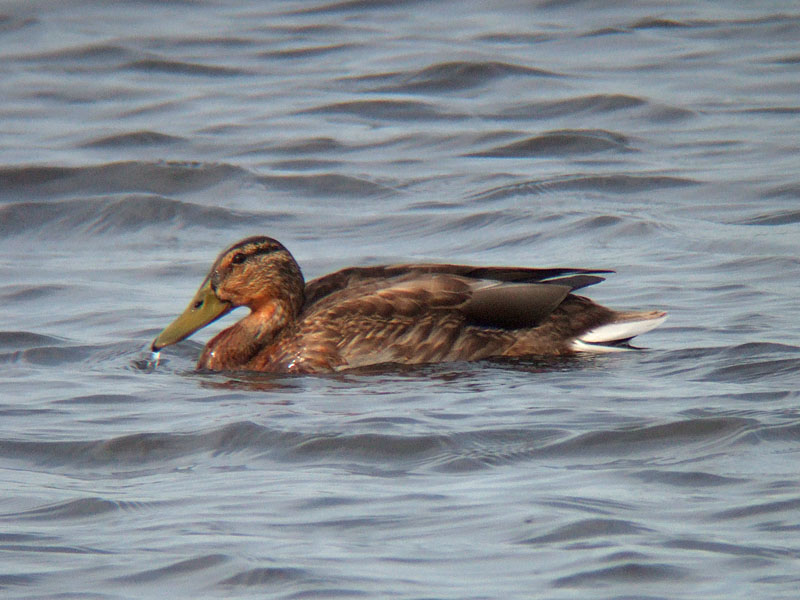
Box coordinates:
[570,310,667,352]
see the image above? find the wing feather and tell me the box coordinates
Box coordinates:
[303,263,611,307]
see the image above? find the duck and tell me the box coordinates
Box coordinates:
[151,236,667,373]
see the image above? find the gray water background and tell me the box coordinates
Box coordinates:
[1,1,800,598]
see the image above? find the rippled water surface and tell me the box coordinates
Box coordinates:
[2,1,800,598]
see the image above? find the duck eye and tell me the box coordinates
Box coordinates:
[231,253,246,265]
[193,299,204,309]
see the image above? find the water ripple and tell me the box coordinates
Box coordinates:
[733,209,800,226]
[499,94,646,119]
[520,518,651,544]
[0,161,247,200]
[5,497,122,521]
[0,196,282,236]
[219,566,310,587]
[467,129,633,157]
[113,554,229,584]
[375,61,561,93]
[470,174,698,200]
[0,417,763,474]
[80,131,185,148]
[553,560,688,587]
[125,59,247,77]
[300,99,453,120]
[0,331,66,350]
[17,42,134,64]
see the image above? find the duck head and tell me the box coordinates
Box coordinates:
[151,236,305,352]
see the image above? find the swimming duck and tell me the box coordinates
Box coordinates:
[151,236,666,373]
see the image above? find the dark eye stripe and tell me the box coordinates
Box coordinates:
[249,244,281,257]
[227,243,281,266]
[221,236,284,269]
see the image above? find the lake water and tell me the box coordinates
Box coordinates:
[2,1,800,598]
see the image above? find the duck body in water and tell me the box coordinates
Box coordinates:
[151,236,667,373]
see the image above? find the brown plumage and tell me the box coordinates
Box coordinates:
[151,236,667,373]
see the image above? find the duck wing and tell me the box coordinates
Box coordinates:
[302,268,608,331]
[463,275,605,329]
[303,263,612,308]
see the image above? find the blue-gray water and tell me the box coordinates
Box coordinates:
[2,1,800,598]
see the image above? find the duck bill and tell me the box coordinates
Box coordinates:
[151,278,232,351]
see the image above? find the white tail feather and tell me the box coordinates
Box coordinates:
[570,339,634,353]
[571,313,667,351]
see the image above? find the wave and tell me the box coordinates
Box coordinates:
[124,58,247,77]
[291,0,426,15]
[368,61,561,93]
[0,416,759,473]
[80,131,186,148]
[500,94,645,119]
[731,209,800,226]
[466,129,633,157]
[470,173,698,200]
[0,196,277,236]
[219,566,310,587]
[256,172,399,197]
[261,42,359,60]
[112,554,229,584]
[519,518,652,545]
[299,99,453,120]
[0,331,66,350]
[0,161,247,200]
[552,561,687,587]
[17,42,134,64]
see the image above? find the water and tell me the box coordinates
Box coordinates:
[2,1,800,598]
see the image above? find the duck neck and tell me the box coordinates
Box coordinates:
[198,300,296,370]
